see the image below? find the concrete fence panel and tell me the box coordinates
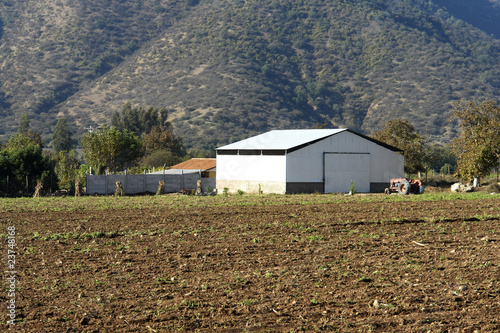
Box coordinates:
[107,175,122,194]
[144,175,164,193]
[202,178,216,191]
[164,175,182,193]
[86,173,216,195]
[86,175,107,195]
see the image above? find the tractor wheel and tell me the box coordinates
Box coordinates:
[397,179,410,195]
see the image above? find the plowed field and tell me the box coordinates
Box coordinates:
[1,194,500,332]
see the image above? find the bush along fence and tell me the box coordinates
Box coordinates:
[86,170,216,195]
[0,175,58,197]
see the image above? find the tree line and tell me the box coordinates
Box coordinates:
[0,114,58,195]
[0,103,197,196]
[372,99,500,183]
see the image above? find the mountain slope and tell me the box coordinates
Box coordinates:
[0,0,499,149]
[0,0,195,138]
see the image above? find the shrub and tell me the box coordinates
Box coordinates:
[349,180,357,195]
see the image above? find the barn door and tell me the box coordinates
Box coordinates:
[324,153,370,193]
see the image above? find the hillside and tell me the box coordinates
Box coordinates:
[0,0,194,140]
[0,0,499,150]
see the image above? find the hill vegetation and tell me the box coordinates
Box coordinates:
[0,0,498,150]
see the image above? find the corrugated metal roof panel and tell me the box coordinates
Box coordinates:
[217,129,347,150]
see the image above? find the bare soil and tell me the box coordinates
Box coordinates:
[1,195,500,332]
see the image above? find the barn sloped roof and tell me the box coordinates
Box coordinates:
[170,158,216,170]
[216,129,401,152]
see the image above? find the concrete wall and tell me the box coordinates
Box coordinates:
[86,173,216,195]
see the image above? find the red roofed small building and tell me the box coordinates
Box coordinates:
[169,158,216,178]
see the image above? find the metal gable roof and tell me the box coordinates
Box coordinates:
[217,129,347,151]
[216,128,402,153]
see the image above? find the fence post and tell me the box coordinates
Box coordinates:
[143,169,146,193]
[125,169,127,194]
[105,170,108,195]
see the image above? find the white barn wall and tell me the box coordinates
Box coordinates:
[286,131,403,192]
[369,146,404,184]
[216,154,287,194]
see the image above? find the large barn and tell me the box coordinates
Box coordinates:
[216,129,404,194]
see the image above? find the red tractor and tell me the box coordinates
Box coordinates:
[385,178,424,195]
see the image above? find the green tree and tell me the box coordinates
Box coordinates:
[430,145,457,174]
[7,113,44,150]
[81,126,143,173]
[0,142,57,195]
[372,119,425,175]
[18,113,30,134]
[143,150,182,168]
[111,102,169,136]
[6,131,44,151]
[187,148,215,158]
[118,102,141,135]
[54,150,80,190]
[142,126,185,156]
[1,123,58,194]
[451,99,500,182]
[0,150,13,180]
[52,118,74,154]
[421,144,443,181]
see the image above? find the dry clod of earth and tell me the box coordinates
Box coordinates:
[79,317,90,325]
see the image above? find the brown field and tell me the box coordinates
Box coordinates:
[1,193,500,332]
